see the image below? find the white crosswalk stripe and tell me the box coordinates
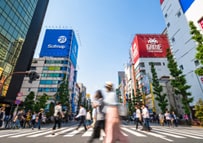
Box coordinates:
[0,125,202,141]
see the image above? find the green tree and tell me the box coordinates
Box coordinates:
[135,80,143,105]
[58,77,70,111]
[34,93,48,112]
[127,93,133,115]
[194,99,203,126]
[23,91,35,112]
[189,21,203,76]
[151,63,168,113]
[166,48,193,117]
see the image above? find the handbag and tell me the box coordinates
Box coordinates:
[118,104,127,117]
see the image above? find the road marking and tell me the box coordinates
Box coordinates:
[64,127,84,137]
[45,127,75,137]
[27,128,65,137]
[82,128,93,137]
[154,128,203,139]
[139,130,173,142]
[121,127,146,137]
[152,130,185,138]
[9,129,51,138]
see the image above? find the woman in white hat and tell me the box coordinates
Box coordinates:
[103,82,129,143]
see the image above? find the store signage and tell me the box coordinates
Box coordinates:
[146,38,162,53]
[199,18,203,29]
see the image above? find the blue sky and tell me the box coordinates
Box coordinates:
[34,0,166,97]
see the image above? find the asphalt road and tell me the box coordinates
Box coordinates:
[0,123,202,143]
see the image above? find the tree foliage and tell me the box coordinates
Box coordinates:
[58,77,70,111]
[134,80,142,105]
[151,63,168,113]
[194,99,203,126]
[189,21,203,76]
[34,93,48,112]
[23,91,35,112]
[166,48,193,115]
[128,92,133,115]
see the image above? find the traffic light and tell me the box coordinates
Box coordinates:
[28,71,40,83]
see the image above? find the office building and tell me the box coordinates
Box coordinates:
[160,0,203,105]
[20,29,79,112]
[0,0,49,104]
[130,34,183,114]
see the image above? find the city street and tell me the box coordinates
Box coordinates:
[0,123,202,143]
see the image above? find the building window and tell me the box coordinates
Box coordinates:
[163,62,165,66]
[194,60,200,66]
[172,37,175,43]
[30,66,36,70]
[165,13,168,18]
[177,11,181,17]
[140,69,146,75]
[179,65,184,70]
[139,62,145,67]
[167,22,170,27]
[149,62,161,66]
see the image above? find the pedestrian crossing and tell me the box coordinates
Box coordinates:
[0,125,202,142]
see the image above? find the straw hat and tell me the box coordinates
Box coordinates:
[105,81,113,89]
[40,108,44,111]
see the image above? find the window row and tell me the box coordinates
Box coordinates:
[41,73,66,78]
[45,60,70,65]
[40,80,61,85]
[43,66,68,71]
[38,88,57,92]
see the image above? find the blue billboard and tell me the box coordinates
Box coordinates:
[40,29,78,68]
[179,0,194,13]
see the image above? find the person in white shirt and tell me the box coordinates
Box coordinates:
[86,110,92,128]
[52,102,64,135]
[75,105,87,131]
[135,105,143,129]
[141,104,151,131]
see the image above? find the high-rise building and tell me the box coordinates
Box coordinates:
[0,0,49,103]
[160,0,203,105]
[20,29,79,112]
[130,34,183,114]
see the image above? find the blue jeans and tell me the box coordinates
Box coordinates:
[143,118,150,130]
[37,119,41,129]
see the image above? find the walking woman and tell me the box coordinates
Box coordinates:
[103,82,129,143]
[87,90,105,143]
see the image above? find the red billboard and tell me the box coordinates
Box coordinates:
[160,0,164,4]
[131,34,170,64]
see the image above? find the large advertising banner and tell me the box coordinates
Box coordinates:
[131,34,170,64]
[40,29,73,58]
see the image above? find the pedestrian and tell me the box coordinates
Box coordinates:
[24,110,31,128]
[141,104,151,131]
[75,105,87,131]
[37,108,44,130]
[159,113,164,126]
[164,110,171,127]
[31,111,36,130]
[0,107,5,128]
[135,105,143,130]
[171,111,178,127]
[87,90,105,143]
[52,102,64,135]
[86,110,92,128]
[103,81,129,143]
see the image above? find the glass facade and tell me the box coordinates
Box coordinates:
[0,0,38,96]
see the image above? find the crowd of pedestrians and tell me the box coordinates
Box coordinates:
[0,81,192,143]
